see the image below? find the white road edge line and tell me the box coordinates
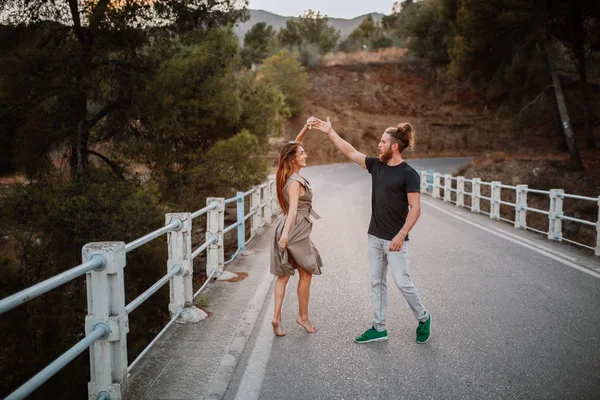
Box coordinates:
[487,225,579,262]
[422,199,600,280]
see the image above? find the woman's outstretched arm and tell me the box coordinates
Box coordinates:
[294,123,310,143]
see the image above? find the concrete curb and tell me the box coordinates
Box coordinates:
[204,266,274,399]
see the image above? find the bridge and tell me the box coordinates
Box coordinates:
[2,158,600,399]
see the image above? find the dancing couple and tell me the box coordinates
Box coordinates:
[270,117,431,344]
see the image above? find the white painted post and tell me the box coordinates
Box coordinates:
[165,212,202,322]
[491,181,501,220]
[420,170,427,194]
[206,198,225,277]
[548,189,564,241]
[471,178,481,213]
[250,187,261,236]
[444,174,452,202]
[269,179,278,214]
[433,173,441,199]
[236,192,245,252]
[595,196,600,256]
[457,176,465,207]
[84,242,128,400]
[515,185,528,229]
[264,182,273,224]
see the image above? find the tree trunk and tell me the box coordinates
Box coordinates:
[570,7,596,148]
[542,39,584,170]
[547,88,568,151]
[576,54,596,148]
[70,93,90,183]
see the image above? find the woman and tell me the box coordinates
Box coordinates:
[270,123,323,336]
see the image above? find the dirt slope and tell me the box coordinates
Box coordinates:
[271,57,560,165]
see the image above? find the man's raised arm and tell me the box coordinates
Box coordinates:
[308,117,367,169]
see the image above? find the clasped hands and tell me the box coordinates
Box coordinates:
[306,116,332,134]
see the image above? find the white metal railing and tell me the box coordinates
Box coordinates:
[420,170,599,256]
[0,179,278,399]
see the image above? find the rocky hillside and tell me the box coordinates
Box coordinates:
[272,54,560,164]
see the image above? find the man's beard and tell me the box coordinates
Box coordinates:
[379,148,392,162]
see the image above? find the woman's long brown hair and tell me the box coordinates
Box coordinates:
[276,142,302,213]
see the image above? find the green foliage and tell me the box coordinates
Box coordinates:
[134,28,243,168]
[0,0,247,183]
[236,72,290,144]
[381,0,452,62]
[258,49,309,116]
[241,22,275,67]
[402,0,453,63]
[340,15,394,52]
[277,10,341,54]
[448,0,537,84]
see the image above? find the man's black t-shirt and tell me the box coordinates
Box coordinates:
[365,156,421,241]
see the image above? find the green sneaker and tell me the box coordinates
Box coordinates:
[416,314,432,344]
[355,327,388,343]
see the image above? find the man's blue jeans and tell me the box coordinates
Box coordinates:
[368,234,428,332]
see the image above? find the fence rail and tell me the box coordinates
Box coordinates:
[0,179,278,400]
[421,170,600,256]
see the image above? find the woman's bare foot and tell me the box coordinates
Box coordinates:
[272,319,285,337]
[296,316,317,333]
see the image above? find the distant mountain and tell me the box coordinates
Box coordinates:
[234,9,386,44]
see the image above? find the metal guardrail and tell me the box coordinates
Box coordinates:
[0,179,278,399]
[421,169,600,255]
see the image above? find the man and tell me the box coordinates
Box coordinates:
[307,116,431,344]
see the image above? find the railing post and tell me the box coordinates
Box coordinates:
[251,187,261,236]
[427,169,435,193]
[269,179,278,213]
[420,170,428,194]
[265,182,273,224]
[166,212,202,322]
[490,181,501,220]
[444,174,452,202]
[595,196,600,256]
[236,192,245,252]
[207,198,225,277]
[471,178,481,213]
[457,176,465,207]
[433,173,441,199]
[84,242,128,400]
[515,185,528,229]
[548,189,564,241]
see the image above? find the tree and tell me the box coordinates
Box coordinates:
[400,0,452,63]
[445,0,586,169]
[0,0,248,183]
[258,49,309,116]
[241,22,275,67]
[341,15,393,52]
[277,10,341,54]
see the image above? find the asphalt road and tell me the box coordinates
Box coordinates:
[224,159,600,400]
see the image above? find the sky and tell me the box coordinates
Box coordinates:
[248,0,398,19]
